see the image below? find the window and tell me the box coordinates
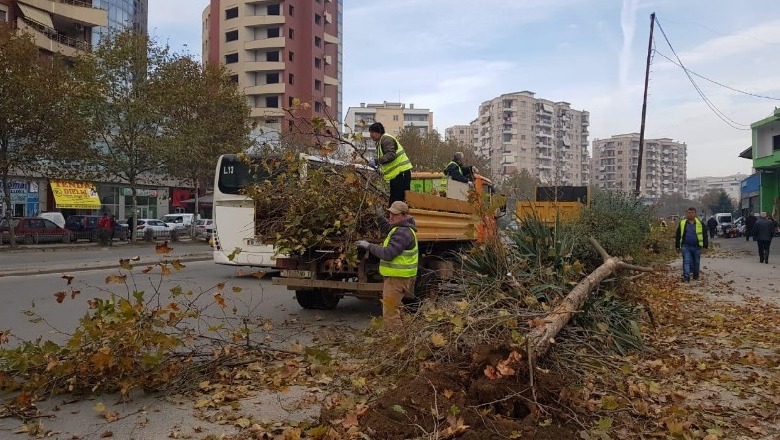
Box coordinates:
[289,96,294,107]
[230,74,238,83]
[314,36,322,47]
[774,134,780,152]
[289,28,294,39]
[265,96,279,108]
[0,9,6,22]
[288,51,294,61]
[266,51,279,61]
[314,58,322,69]
[314,79,322,90]
[225,30,238,42]
[288,73,294,85]
[267,4,280,15]
[288,5,294,16]
[225,53,238,64]
[266,73,279,83]
[393,115,399,121]
[314,14,322,25]
[314,102,322,113]
[225,7,238,19]
[267,27,280,38]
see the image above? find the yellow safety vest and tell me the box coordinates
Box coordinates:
[379,227,418,278]
[678,218,704,247]
[445,161,462,177]
[377,134,413,181]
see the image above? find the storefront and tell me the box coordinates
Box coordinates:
[47,180,172,222]
[740,173,760,215]
[0,179,44,217]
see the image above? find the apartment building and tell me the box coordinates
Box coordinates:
[445,125,476,150]
[202,0,343,135]
[687,174,747,201]
[344,102,433,156]
[93,0,148,44]
[474,91,590,185]
[591,134,687,200]
[0,0,107,56]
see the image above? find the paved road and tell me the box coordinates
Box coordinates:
[0,239,215,277]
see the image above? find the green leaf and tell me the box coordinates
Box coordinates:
[392,404,407,414]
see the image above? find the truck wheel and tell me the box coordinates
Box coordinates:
[295,289,340,310]
[405,268,440,312]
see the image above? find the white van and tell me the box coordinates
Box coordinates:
[714,213,733,235]
[160,213,197,231]
[40,212,66,228]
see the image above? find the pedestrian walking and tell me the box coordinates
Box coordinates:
[745,212,757,241]
[369,122,413,206]
[675,207,709,282]
[753,212,775,264]
[706,215,718,239]
[355,201,418,328]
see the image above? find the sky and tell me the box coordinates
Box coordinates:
[148,0,780,178]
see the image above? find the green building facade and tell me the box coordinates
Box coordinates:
[749,108,780,218]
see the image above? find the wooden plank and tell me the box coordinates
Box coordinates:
[406,191,474,214]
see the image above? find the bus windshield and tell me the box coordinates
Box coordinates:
[216,154,284,195]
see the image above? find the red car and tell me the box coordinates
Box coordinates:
[0,217,73,245]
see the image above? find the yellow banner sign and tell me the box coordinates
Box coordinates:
[50,180,101,209]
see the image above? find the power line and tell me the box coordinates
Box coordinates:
[654,16,752,130]
[654,50,780,101]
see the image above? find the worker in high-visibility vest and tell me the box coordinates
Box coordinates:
[369,122,413,205]
[444,152,475,185]
[355,201,418,328]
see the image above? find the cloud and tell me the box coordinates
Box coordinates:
[619,0,640,87]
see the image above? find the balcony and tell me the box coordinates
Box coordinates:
[242,14,285,27]
[19,0,107,27]
[324,75,338,86]
[244,83,285,95]
[324,32,339,45]
[250,107,285,119]
[243,61,285,72]
[18,17,89,56]
[244,36,285,50]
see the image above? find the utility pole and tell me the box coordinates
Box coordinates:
[635,12,655,197]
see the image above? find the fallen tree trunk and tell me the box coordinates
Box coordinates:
[526,236,653,364]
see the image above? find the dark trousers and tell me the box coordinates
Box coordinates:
[758,240,771,262]
[708,227,716,239]
[389,170,412,206]
[746,228,752,241]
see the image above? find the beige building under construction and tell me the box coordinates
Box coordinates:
[473,91,590,185]
[591,133,687,200]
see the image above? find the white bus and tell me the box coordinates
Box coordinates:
[212,153,277,267]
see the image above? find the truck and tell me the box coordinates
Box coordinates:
[271,173,504,309]
[515,186,590,225]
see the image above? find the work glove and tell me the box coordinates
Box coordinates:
[468,181,475,189]
[372,158,380,168]
[355,240,370,250]
[471,166,478,174]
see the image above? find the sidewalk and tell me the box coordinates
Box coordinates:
[0,239,213,277]
[681,235,779,306]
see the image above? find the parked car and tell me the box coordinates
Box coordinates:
[135,219,173,239]
[160,213,196,231]
[194,219,214,239]
[39,212,66,228]
[0,217,73,244]
[64,215,130,242]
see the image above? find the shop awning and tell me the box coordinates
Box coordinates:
[50,180,101,209]
[738,146,753,159]
[17,2,54,28]
[180,193,213,204]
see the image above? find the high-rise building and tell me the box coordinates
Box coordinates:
[687,174,746,201]
[344,102,433,156]
[591,133,687,200]
[0,0,107,56]
[202,0,343,135]
[93,0,148,44]
[474,91,590,185]
[445,125,476,150]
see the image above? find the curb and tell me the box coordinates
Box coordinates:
[0,254,213,278]
[0,239,206,253]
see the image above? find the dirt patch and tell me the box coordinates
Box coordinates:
[355,353,578,440]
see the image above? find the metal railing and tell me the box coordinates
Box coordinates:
[19,16,92,52]
[60,0,107,10]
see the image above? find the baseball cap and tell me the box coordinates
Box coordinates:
[386,201,409,215]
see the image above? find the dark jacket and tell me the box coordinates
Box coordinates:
[745,214,757,231]
[675,218,709,249]
[706,217,718,230]
[444,161,470,183]
[753,217,776,241]
[367,216,418,262]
